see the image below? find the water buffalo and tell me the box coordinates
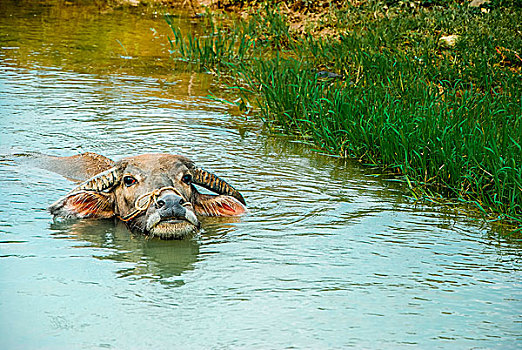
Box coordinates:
[47,153,246,239]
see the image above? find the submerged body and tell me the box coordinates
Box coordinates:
[47,153,246,239]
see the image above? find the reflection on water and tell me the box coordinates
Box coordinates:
[0,0,220,109]
[0,1,521,349]
[50,220,201,283]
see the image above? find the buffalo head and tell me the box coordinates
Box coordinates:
[48,153,246,239]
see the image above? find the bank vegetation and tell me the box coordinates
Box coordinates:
[164,0,521,231]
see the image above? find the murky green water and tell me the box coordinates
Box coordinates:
[1,1,521,348]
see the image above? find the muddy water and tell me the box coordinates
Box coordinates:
[0,1,521,349]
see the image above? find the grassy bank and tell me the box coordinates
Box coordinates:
[166,0,522,229]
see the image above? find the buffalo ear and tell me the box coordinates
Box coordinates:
[48,191,115,219]
[194,194,246,217]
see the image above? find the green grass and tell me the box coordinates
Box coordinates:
[166,0,522,229]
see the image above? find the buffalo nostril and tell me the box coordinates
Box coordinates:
[156,199,166,209]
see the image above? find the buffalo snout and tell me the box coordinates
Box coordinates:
[155,192,188,218]
[143,189,201,237]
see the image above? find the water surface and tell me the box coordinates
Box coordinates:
[0,1,521,349]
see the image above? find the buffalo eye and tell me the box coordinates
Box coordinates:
[181,174,192,184]
[123,175,137,187]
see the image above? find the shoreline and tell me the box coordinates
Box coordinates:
[165,1,522,231]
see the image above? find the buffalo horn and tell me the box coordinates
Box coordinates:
[192,168,246,205]
[72,166,123,193]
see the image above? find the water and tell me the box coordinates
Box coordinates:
[0,1,521,348]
